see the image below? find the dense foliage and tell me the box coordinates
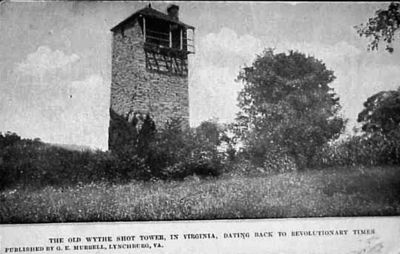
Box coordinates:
[0,117,227,190]
[356,2,400,53]
[357,88,400,136]
[313,131,400,167]
[311,90,400,167]
[309,88,400,167]
[145,118,225,179]
[235,49,345,169]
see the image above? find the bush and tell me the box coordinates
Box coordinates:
[0,118,227,189]
[148,118,225,179]
[0,132,150,190]
[109,113,224,179]
[313,131,400,167]
[161,157,223,179]
[0,116,231,189]
[262,149,297,174]
[87,151,150,182]
[233,131,297,174]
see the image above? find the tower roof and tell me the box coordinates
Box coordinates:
[111,5,194,32]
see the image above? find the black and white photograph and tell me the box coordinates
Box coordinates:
[0,0,400,228]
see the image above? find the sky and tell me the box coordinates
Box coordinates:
[1,1,399,150]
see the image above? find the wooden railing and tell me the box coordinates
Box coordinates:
[144,28,195,54]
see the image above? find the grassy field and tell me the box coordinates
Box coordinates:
[1,166,400,223]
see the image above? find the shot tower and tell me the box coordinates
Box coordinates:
[109,4,195,150]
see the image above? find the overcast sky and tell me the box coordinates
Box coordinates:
[1,1,399,150]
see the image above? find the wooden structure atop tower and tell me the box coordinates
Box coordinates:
[111,4,195,76]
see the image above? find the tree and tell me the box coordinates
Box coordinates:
[358,88,400,136]
[235,49,345,169]
[357,88,400,165]
[355,2,400,53]
[196,119,222,146]
[137,114,156,157]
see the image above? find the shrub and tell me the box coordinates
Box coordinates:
[313,131,400,167]
[262,149,297,174]
[86,151,150,182]
[0,116,229,189]
[0,132,150,190]
[148,118,225,179]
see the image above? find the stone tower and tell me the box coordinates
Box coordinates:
[109,4,195,150]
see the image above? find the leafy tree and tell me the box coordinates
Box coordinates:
[195,119,222,146]
[137,114,156,157]
[358,88,400,135]
[235,49,345,169]
[108,109,139,153]
[355,2,400,53]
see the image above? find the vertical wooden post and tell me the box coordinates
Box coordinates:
[192,28,195,53]
[169,25,172,48]
[180,28,183,50]
[143,17,146,41]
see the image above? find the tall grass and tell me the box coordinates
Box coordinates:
[1,166,399,223]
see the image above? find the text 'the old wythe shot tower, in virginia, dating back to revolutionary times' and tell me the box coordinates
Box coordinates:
[108,4,195,150]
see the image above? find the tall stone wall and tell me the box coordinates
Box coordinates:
[110,18,189,130]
